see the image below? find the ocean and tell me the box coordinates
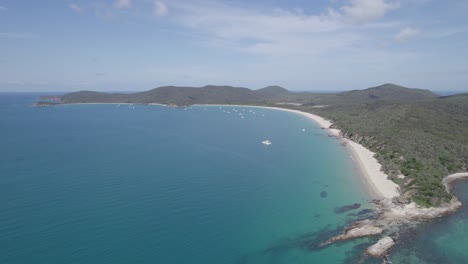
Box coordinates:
[5,92,464,263]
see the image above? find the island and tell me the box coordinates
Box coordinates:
[39,83,468,260]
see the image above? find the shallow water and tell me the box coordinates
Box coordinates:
[1,93,378,263]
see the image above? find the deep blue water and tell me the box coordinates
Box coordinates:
[1,93,381,263]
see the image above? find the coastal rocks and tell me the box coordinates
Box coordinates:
[376,173,468,222]
[366,236,395,258]
[317,173,468,260]
[321,175,468,253]
[320,219,383,246]
[382,199,463,221]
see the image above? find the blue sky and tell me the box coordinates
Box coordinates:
[1,0,468,92]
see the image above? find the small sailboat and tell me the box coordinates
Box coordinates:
[262,140,272,145]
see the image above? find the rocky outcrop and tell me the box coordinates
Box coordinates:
[381,199,462,221]
[320,219,383,246]
[320,173,468,259]
[366,236,395,257]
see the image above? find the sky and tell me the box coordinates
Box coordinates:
[1,0,468,92]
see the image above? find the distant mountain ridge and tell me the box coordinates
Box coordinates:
[61,85,289,105]
[60,83,440,106]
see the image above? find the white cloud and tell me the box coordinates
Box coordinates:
[395,27,419,41]
[172,1,399,57]
[0,6,7,11]
[69,3,82,12]
[114,0,132,9]
[155,1,422,90]
[339,0,400,23]
[154,1,168,17]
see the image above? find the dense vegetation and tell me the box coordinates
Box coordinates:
[55,83,468,206]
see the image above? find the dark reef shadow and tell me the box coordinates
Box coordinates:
[320,191,328,198]
[334,203,361,214]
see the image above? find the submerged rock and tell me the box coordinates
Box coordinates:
[334,203,361,214]
[366,236,395,258]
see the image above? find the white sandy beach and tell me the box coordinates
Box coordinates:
[265,107,400,200]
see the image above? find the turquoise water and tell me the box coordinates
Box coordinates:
[0,93,377,263]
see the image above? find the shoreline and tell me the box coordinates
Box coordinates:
[55,102,400,201]
[54,102,167,106]
[197,104,400,200]
[48,101,468,260]
[189,105,468,253]
[262,106,400,200]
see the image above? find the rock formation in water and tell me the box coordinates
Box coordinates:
[366,236,395,258]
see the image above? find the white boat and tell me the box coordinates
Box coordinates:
[262,140,272,145]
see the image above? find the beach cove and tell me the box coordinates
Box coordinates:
[194,104,468,260]
[3,93,468,263]
[1,93,379,264]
